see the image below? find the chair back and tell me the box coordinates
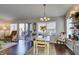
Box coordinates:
[36,39,46,48]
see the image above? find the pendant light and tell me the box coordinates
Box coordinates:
[40,4,50,21]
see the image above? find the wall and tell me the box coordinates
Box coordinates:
[11,16,65,43]
[13,16,65,33]
[50,16,65,43]
[0,21,11,39]
[55,17,65,35]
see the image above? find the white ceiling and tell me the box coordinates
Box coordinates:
[0,4,73,20]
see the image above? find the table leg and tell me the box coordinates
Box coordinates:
[47,42,49,55]
[33,41,36,55]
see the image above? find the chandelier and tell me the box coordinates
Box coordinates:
[40,4,50,21]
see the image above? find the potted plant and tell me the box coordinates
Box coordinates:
[32,32,37,36]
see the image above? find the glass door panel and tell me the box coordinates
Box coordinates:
[10,24,17,31]
[26,23,28,32]
[19,23,25,39]
[19,23,28,40]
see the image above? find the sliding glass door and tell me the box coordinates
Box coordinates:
[19,23,28,40]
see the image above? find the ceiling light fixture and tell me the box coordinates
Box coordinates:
[40,4,50,21]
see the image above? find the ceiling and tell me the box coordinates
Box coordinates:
[0,4,73,20]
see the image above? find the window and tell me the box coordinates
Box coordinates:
[30,23,32,31]
[10,24,17,31]
[37,21,56,35]
[26,23,28,32]
[47,22,56,35]
[19,23,25,36]
[37,22,46,33]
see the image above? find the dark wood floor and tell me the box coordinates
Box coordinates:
[0,40,75,55]
[54,44,75,55]
[0,40,27,55]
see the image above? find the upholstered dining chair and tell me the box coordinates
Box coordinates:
[34,38,49,55]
